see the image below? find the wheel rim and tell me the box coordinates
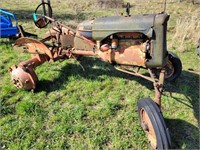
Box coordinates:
[164,60,175,79]
[140,108,157,149]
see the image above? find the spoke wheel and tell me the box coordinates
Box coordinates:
[138,98,171,149]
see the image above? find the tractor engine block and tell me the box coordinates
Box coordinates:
[98,32,148,66]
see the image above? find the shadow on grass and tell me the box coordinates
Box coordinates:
[165,118,199,149]
[35,57,199,149]
[36,57,138,92]
[163,70,199,126]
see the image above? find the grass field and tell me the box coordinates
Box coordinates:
[0,0,199,149]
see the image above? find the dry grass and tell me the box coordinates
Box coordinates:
[170,7,200,52]
[97,0,123,8]
[132,0,200,52]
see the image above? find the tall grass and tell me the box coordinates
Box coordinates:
[170,8,200,52]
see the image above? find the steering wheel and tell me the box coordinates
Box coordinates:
[33,2,52,28]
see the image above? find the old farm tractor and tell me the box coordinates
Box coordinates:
[9,2,182,149]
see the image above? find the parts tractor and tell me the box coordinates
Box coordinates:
[9,1,182,149]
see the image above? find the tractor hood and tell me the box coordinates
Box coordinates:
[92,14,156,41]
[77,13,169,42]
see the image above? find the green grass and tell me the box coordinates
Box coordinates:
[0,0,199,149]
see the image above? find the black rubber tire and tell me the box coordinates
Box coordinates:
[137,98,171,149]
[151,51,182,82]
[166,51,182,81]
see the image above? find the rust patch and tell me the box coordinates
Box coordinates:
[14,37,53,59]
[97,43,146,66]
[140,108,157,149]
[113,45,146,66]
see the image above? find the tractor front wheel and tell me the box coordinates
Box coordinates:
[151,51,182,82]
[165,51,182,81]
[137,98,171,149]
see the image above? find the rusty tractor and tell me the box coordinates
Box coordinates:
[9,2,182,149]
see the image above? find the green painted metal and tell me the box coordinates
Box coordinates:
[92,14,155,41]
[146,13,170,68]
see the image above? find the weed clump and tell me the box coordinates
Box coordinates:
[170,12,200,52]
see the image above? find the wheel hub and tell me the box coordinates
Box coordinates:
[9,65,38,90]
[164,60,174,79]
[141,122,149,132]
[140,109,157,149]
